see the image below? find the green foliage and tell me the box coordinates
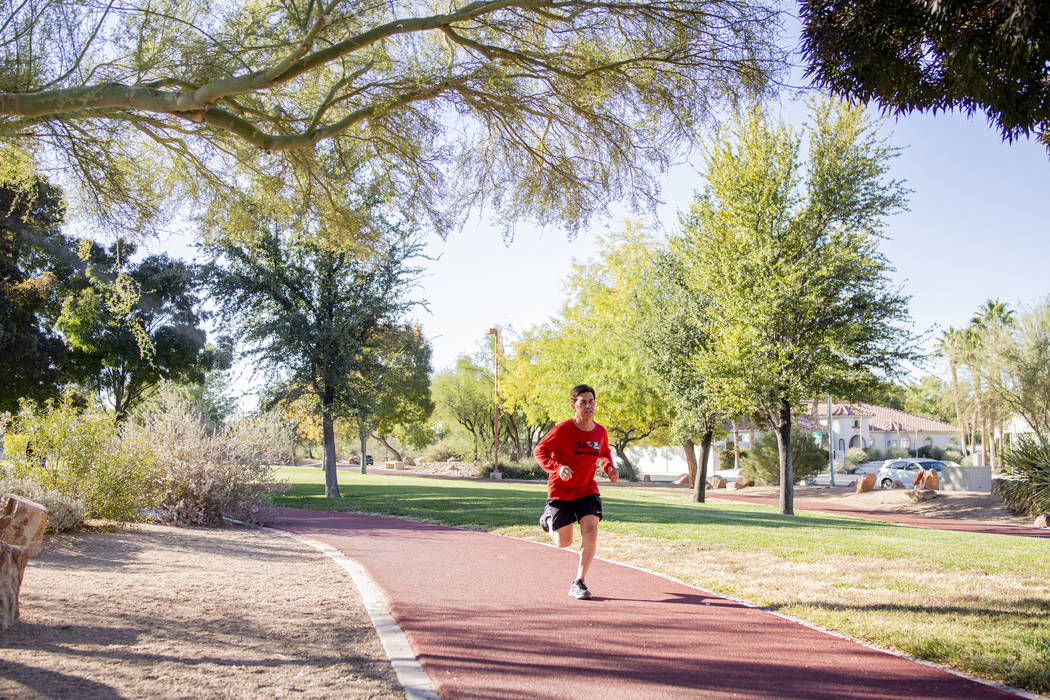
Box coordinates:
[0,477,85,532]
[863,447,885,462]
[2,0,783,235]
[123,384,292,526]
[741,430,827,485]
[0,177,73,412]
[886,446,910,459]
[2,393,152,522]
[997,435,1050,516]
[482,460,547,480]
[57,241,223,418]
[432,357,495,461]
[419,441,467,463]
[845,447,868,466]
[800,0,1050,146]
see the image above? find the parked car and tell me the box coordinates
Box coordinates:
[875,458,946,489]
[348,454,374,466]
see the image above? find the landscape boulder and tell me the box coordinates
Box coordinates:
[855,473,876,493]
[0,494,49,630]
[732,476,753,489]
[908,489,940,503]
[914,469,940,491]
[403,457,416,467]
[709,476,727,489]
[673,474,691,486]
[641,475,651,482]
[1035,514,1050,529]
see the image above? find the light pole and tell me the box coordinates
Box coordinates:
[488,327,501,478]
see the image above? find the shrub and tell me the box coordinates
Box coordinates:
[845,447,868,466]
[943,449,963,463]
[2,393,152,523]
[863,447,885,463]
[483,459,547,480]
[0,478,85,532]
[740,429,827,485]
[997,435,1050,516]
[886,446,910,459]
[123,384,292,526]
[420,440,467,463]
[917,445,946,459]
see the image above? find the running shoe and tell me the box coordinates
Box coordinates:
[569,579,591,600]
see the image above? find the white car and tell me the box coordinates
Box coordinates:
[875,458,946,489]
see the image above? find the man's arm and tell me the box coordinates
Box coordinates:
[533,423,563,474]
[599,429,618,483]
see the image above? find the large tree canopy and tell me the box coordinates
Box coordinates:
[800,1,1050,146]
[1,0,783,235]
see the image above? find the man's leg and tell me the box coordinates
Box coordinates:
[552,523,573,548]
[575,514,600,581]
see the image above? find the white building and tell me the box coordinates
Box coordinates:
[629,401,962,480]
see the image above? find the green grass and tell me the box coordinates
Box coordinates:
[272,467,1050,694]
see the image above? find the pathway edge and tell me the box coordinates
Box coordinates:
[231,518,440,700]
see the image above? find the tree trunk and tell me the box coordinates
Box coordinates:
[693,428,713,504]
[613,443,634,478]
[682,440,698,489]
[358,422,369,475]
[773,400,794,515]
[949,361,967,454]
[322,406,339,498]
[731,419,740,470]
[373,433,402,461]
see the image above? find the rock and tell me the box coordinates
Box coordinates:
[1035,514,1050,529]
[0,495,47,560]
[673,474,691,486]
[641,475,651,482]
[914,469,940,490]
[709,476,727,489]
[908,489,940,503]
[403,457,416,467]
[0,494,49,630]
[734,476,753,488]
[855,473,876,493]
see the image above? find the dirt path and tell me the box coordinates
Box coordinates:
[1,523,403,699]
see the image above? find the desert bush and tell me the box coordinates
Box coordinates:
[862,447,885,463]
[124,385,292,526]
[420,440,467,463]
[886,446,910,459]
[483,459,547,480]
[741,429,827,485]
[0,478,85,532]
[845,447,868,467]
[997,435,1050,516]
[2,394,152,522]
[917,445,946,459]
[943,449,963,463]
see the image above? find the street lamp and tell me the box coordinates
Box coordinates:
[488,327,501,478]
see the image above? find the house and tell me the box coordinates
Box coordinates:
[802,401,961,466]
[628,400,962,480]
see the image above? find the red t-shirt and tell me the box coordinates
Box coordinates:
[533,419,615,501]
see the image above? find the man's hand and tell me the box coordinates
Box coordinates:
[607,466,619,484]
[558,465,573,481]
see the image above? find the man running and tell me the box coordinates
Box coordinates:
[533,384,618,600]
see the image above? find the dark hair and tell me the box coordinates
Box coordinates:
[570,384,596,402]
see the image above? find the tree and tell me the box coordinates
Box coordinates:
[432,356,494,461]
[677,101,916,515]
[936,326,970,454]
[0,177,73,411]
[971,298,1017,467]
[508,227,668,478]
[57,243,225,419]
[1,1,783,234]
[990,302,1050,442]
[207,215,421,497]
[799,1,1050,147]
[355,323,434,465]
[635,250,723,502]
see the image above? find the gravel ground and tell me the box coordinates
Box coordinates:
[1,523,404,700]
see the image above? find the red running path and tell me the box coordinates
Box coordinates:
[268,507,1024,699]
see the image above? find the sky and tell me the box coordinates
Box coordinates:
[411,105,1050,375]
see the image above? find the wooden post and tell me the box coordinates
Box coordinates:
[0,494,49,630]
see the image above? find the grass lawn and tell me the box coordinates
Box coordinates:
[272,467,1050,694]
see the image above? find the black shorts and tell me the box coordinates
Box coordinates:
[540,494,603,532]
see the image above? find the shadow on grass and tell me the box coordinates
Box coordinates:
[271,480,900,533]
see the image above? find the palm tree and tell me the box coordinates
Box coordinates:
[971,299,1017,468]
[935,326,968,455]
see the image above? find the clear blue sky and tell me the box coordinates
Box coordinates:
[415,104,1050,375]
